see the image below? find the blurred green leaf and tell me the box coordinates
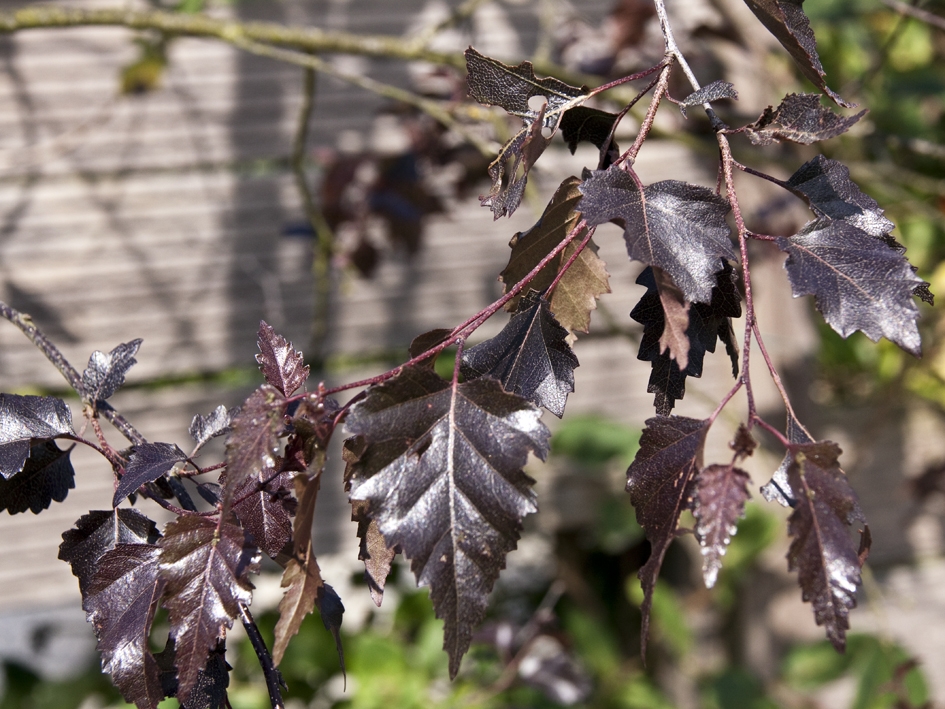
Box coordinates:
[551,415,640,466]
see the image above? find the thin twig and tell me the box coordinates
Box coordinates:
[621,65,672,164]
[879,0,945,32]
[238,603,286,709]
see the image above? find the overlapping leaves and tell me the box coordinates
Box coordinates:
[499,176,611,335]
[465,48,588,218]
[0,393,74,479]
[345,366,550,677]
[462,292,578,418]
[113,442,189,507]
[579,165,735,303]
[158,516,259,704]
[0,440,75,514]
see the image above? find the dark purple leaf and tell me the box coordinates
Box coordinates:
[155,639,230,709]
[631,265,741,414]
[223,385,286,510]
[0,440,74,514]
[189,405,235,450]
[344,438,398,607]
[678,80,738,117]
[776,219,923,355]
[786,156,894,238]
[158,515,259,705]
[786,441,867,650]
[231,468,296,558]
[694,463,752,588]
[500,177,610,334]
[741,0,852,107]
[761,410,813,507]
[84,544,166,709]
[256,321,309,397]
[345,366,550,677]
[114,442,189,507]
[59,508,161,595]
[560,106,621,163]
[579,165,735,303]
[626,415,709,652]
[461,292,579,418]
[82,339,142,402]
[744,93,865,145]
[409,328,453,369]
[465,47,588,218]
[0,394,74,480]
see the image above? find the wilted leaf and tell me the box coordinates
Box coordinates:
[694,464,752,588]
[678,80,738,117]
[256,321,309,397]
[500,176,611,333]
[60,509,161,596]
[0,440,74,514]
[0,394,74,480]
[786,441,867,650]
[465,47,588,218]
[189,406,234,451]
[84,544,166,709]
[158,516,259,704]
[626,415,709,652]
[776,219,923,355]
[274,558,324,664]
[114,442,189,507]
[461,292,579,417]
[786,156,894,238]
[744,93,865,145]
[741,0,852,107]
[231,468,296,559]
[632,266,741,414]
[82,339,142,403]
[346,367,550,677]
[651,266,692,370]
[579,165,735,303]
[223,385,286,510]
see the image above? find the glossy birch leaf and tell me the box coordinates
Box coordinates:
[158,516,259,705]
[694,464,752,588]
[256,321,309,397]
[82,339,142,403]
[60,508,161,596]
[114,442,189,507]
[776,220,923,356]
[579,165,735,303]
[345,367,550,677]
[744,93,865,145]
[465,47,588,218]
[500,177,611,334]
[741,0,852,107]
[223,385,285,510]
[461,292,579,418]
[786,155,894,238]
[84,544,166,709]
[0,440,74,514]
[786,441,867,650]
[0,394,74,480]
[626,415,709,654]
[231,468,296,559]
[189,406,235,451]
[678,80,738,117]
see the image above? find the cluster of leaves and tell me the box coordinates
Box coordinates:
[0,0,937,704]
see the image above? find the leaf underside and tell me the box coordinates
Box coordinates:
[189,405,235,450]
[632,265,741,415]
[158,516,259,705]
[678,80,738,117]
[579,165,735,304]
[462,292,579,418]
[786,441,868,650]
[345,366,550,677]
[741,0,853,107]
[626,415,709,655]
[500,176,611,334]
